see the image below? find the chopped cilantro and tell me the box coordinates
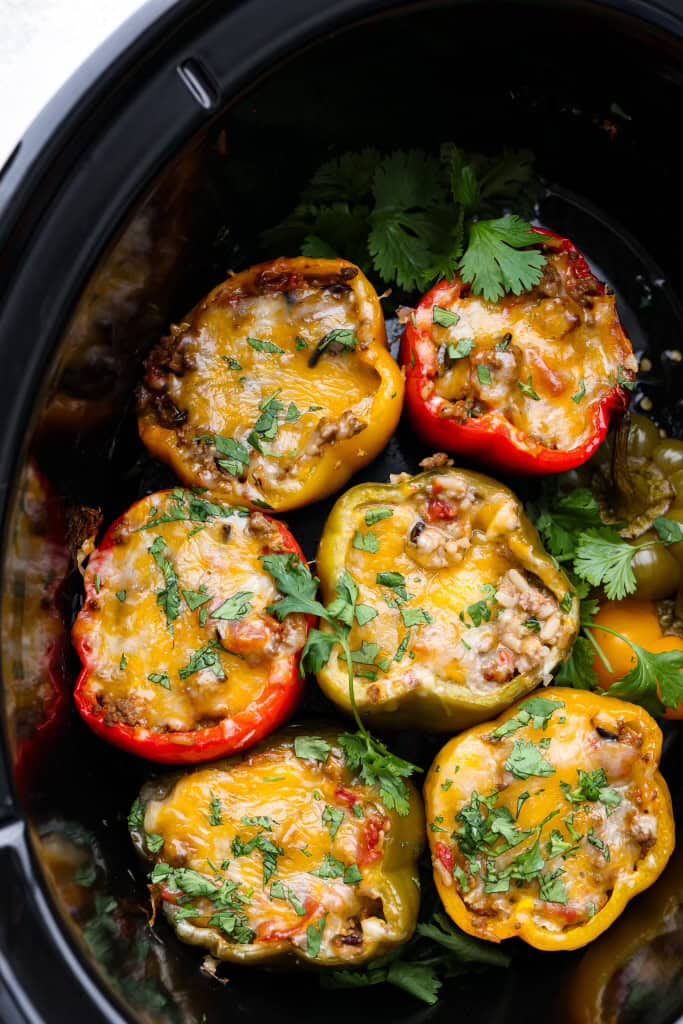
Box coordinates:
[247,337,284,354]
[211,590,254,621]
[148,672,171,690]
[505,740,555,780]
[518,376,540,400]
[209,793,223,827]
[353,530,380,553]
[365,508,393,527]
[322,805,344,839]
[433,306,460,328]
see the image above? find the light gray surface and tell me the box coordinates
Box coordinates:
[0,0,144,165]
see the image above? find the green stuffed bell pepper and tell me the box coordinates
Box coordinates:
[129,725,424,967]
[314,458,579,731]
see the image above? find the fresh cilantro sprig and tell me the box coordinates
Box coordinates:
[528,480,683,714]
[591,622,683,716]
[264,144,545,299]
[322,911,508,1005]
[530,483,683,601]
[262,554,419,813]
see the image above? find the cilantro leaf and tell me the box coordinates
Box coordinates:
[531,485,604,559]
[303,148,380,204]
[211,591,254,621]
[538,870,569,905]
[416,912,509,966]
[183,587,212,612]
[365,508,393,527]
[433,306,460,328]
[148,537,181,631]
[459,216,546,302]
[294,736,331,763]
[447,338,476,361]
[127,798,145,832]
[490,696,564,739]
[209,793,223,827]
[355,604,378,626]
[178,641,225,680]
[353,530,380,553]
[554,636,599,690]
[339,732,416,815]
[574,528,639,600]
[247,337,284,354]
[505,740,555,780]
[400,607,432,628]
[322,805,344,839]
[307,916,327,958]
[211,435,251,478]
[561,768,621,811]
[386,962,442,1005]
[609,642,683,716]
[654,517,683,545]
[301,628,338,674]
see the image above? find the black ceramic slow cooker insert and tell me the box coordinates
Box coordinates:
[1,1,683,1021]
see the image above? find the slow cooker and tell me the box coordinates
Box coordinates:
[1,1,683,1021]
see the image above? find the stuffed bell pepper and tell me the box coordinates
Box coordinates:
[314,461,578,731]
[401,229,636,475]
[137,257,404,513]
[72,488,312,763]
[425,688,674,951]
[129,725,424,966]
[563,845,683,1024]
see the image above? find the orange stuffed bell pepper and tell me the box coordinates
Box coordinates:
[425,688,674,951]
[401,229,636,476]
[314,462,578,731]
[137,257,403,513]
[72,488,312,763]
[129,725,424,966]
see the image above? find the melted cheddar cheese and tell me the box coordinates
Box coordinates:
[138,258,403,512]
[316,467,578,731]
[419,251,636,452]
[72,489,306,735]
[136,728,423,965]
[426,689,674,951]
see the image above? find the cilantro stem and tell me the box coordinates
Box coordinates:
[588,621,639,656]
[583,628,614,675]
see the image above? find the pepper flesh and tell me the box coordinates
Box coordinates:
[315,465,578,731]
[401,229,636,476]
[130,725,424,966]
[138,257,404,513]
[425,688,674,951]
[72,489,312,763]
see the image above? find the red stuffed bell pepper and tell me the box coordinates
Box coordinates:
[72,488,312,763]
[401,229,637,475]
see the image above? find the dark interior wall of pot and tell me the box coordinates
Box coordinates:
[2,2,683,1023]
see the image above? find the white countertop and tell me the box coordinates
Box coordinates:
[0,0,145,166]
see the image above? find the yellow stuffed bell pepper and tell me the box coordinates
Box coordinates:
[562,844,683,1024]
[425,688,674,952]
[137,257,403,513]
[314,462,579,731]
[130,724,424,967]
